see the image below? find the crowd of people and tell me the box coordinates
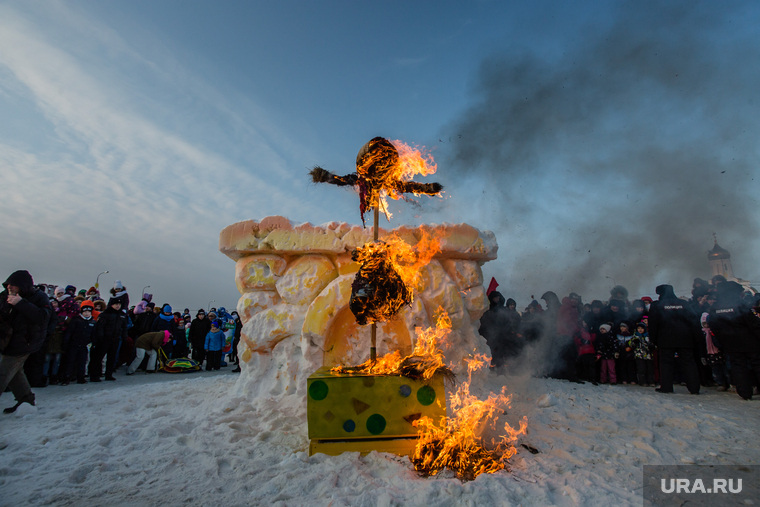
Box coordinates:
[3,268,759,414]
[0,271,241,413]
[479,276,760,400]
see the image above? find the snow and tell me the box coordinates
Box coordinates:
[2,368,758,506]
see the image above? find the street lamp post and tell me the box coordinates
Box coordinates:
[95,270,109,290]
[142,286,151,296]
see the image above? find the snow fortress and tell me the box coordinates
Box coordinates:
[219,216,497,400]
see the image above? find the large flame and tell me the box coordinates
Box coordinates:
[332,308,528,480]
[411,357,529,481]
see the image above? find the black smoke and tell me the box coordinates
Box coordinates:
[441,1,759,299]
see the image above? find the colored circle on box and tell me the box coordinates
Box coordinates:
[399,384,412,397]
[343,419,356,433]
[417,385,436,406]
[309,380,328,400]
[366,414,387,435]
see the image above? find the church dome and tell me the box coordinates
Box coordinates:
[708,241,730,261]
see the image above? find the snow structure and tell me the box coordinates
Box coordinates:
[219,215,497,406]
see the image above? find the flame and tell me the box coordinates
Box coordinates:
[411,381,528,481]
[356,138,440,221]
[349,231,441,325]
[331,307,527,480]
[388,139,438,185]
[410,314,528,481]
[332,307,452,380]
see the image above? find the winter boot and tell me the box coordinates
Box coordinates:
[49,375,59,386]
[3,393,35,414]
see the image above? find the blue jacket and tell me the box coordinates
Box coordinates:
[204,330,225,352]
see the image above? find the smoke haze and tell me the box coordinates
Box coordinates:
[439,1,760,302]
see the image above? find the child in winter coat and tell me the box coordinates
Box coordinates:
[628,322,655,386]
[204,320,226,371]
[616,322,636,384]
[596,323,618,384]
[60,300,98,385]
[573,321,597,383]
[701,312,730,391]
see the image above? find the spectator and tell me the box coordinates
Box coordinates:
[189,309,211,366]
[596,323,618,384]
[701,312,730,391]
[205,320,226,371]
[0,270,53,413]
[60,300,98,385]
[629,322,655,386]
[127,330,171,375]
[230,311,242,372]
[89,298,127,382]
[573,321,596,383]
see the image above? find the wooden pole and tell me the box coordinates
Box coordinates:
[370,205,379,365]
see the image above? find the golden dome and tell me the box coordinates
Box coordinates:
[708,241,730,261]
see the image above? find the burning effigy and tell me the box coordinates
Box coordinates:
[219,137,526,480]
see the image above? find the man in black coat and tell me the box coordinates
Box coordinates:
[89,298,127,382]
[708,281,760,400]
[0,270,52,413]
[648,284,701,394]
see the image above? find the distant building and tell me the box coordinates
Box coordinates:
[707,236,756,294]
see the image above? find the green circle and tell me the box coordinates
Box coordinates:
[366,414,387,435]
[417,385,436,406]
[309,380,329,401]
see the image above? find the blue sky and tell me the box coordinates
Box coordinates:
[1,0,758,311]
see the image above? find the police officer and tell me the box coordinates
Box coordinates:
[708,281,760,400]
[649,284,701,394]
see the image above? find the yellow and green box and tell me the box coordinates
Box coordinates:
[307,367,447,455]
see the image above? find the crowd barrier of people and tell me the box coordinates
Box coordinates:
[479,276,760,401]
[0,272,241,413]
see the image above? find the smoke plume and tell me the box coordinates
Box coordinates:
[441,1,759,301]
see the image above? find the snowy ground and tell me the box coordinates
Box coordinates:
[1,367,758,506]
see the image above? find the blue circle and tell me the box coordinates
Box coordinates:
[399,384,412,397]
[343,420,356,433]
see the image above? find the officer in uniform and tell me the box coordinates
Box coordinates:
[649,284,701,394]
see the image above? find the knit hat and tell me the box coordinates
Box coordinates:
[108,297,121,307]
[114,280,124,290]
[599,323,612,333]
[162,304,172,314]
[162,330,172,344]
[54,286,65,297]
[65,285,76,295]
[80,300,94,310]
